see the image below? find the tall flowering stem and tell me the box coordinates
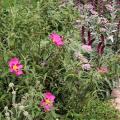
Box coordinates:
[98,0,104,15]
[97,34,105,55]
[100,34,104,43]
[88,30,92,45]
[81,26,86,44]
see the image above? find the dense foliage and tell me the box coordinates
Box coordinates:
[0,0,119,120]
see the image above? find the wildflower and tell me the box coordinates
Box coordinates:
[111,89,120,98]
[81,26,86,44]
[49,32,64,46]
[23,111,29,116]
[105,4,114,11]
[84,4,93,10]
[82,44,92,53]
[40,92,55,112]
[97,34,105,55]
[19,105,24,111]
[12,91,16,95]
[82,63,91,71]
[4,106,8,110]
[89,9,98,15]
[97,66,108,74]
[5,112,10,117]
[107,35,114,42]
[9,83,14,88]
[100,28,107,32]
[98,17,108,25]
[87,31,92,45]
[8,57,23,76]
[74,51,88,63]
[81,27,94,53]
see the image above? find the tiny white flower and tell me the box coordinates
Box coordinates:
[19,105,24,111]
[108,35,114,42]
[4,106,8,110]
[12,91,16,95]
[9,83,14,88]
[6,117,10,120]
[23,111,29,116]
[13,104,18,108]
[5,112,10,117]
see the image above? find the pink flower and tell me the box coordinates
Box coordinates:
[97,66,108,74]
[111,89,120,98]
[49,32,64,46]
[40,92,55,112]
[105,4,114,11]
[89,9,98,15]
[82,63,91,71]
[98,17,108,25]
[97,34,105,55]
[82,45,92,52]
[84,4,93,10]
[8,57,23,76]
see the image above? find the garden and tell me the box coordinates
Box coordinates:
[0,0,120,120]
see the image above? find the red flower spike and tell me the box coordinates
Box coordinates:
[88,31,92,45]
[89,38,95,46]
[100,34,104,43]
[97,42,102,53]
[81,26,86,44]
[99,44,105,55]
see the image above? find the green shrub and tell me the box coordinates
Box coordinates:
[0,0,119,120]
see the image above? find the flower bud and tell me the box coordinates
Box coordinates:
[19,105,24,111]
[6,117,10,120]
[13,104,18,108]
[5,112,10,117]
[12,91,16,95]
[23,111,29,116]
[4,106,8,110]
[9,83,14,88]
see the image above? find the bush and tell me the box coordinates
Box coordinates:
[0,0,119,120]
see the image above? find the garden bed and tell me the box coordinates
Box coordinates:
[0,0,120,120]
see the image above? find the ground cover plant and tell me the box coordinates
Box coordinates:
[0,0,120,120]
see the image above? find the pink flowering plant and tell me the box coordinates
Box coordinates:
[81,45,92,53]
[40,92,55,112]
[8,57,23,76]
[49,32,64,47]
[0,0,120,120]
